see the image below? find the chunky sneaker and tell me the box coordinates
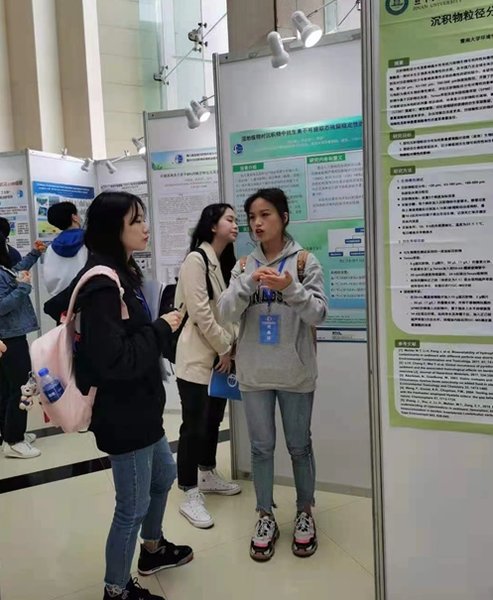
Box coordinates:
[24,432,36,444]
[199,469,241,496]
[292,511,318,557]
[138,536,193,575]
[179,488,214,529]
[250,515,279,562]
[3,441,41,459]
[103,577,165,599]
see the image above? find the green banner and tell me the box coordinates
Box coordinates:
[380,0,493,432]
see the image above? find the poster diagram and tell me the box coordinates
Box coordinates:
[230,117,366,338]
[33,181,94,241]
[150,148,219,284]
[0,178,31,253]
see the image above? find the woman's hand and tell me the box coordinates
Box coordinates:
[251,266,278,282]
[0,340,6,357]
[160,310,182,332]
[16,271,31,285]
[215,352,232,374]
[34,240,47,253]
[258,271,293,292]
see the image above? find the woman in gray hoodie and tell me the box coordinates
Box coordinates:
[218,188,328,562]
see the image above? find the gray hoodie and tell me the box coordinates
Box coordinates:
[218,239,328,393]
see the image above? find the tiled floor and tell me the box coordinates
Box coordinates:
[0,411,374,600]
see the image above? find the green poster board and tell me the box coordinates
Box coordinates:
[380,0,493,431]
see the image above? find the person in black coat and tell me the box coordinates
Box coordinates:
[73,191,193,600]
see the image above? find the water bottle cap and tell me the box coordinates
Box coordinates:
[38,368,49,377]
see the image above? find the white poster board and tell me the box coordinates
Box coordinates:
[215,32,371,493]
[145,109,219,411]
[28,151,97,335]
[145,109,219,287]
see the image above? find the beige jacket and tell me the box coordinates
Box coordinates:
[174,242,235,385]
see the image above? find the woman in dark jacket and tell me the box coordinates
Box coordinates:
[73,191,192,600]
[0,234,45,458]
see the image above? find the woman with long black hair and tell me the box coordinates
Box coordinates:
[174,203,241,529]
[72,191,192,600]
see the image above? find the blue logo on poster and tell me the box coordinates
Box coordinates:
[17,190,23,198]
[174,154,184,164]
[385,0,409,15]
[233,144,244,155]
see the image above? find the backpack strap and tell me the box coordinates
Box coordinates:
[297,250,310,283]
[239,256,248,272]
[64,266,129,323]
[192,248,214,300]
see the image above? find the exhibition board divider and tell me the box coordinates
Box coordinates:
[213,31,373,496]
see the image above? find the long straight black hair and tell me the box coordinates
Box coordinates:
[85,191,145,288]
[189,203,236,285]
[0,233,12,269]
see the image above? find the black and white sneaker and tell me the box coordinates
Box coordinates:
[292,511,318,557]
[138,536,193,575]
[250,515,279,562]
[103,577,164,599]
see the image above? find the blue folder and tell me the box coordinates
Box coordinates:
[208,368,242,401]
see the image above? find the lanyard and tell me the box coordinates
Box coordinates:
[255,257,287,308]
[135,287,152,320]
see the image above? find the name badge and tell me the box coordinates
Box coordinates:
[259,314,280,345]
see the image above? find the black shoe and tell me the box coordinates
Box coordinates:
[138,536,193,575]
[103,577,165,599]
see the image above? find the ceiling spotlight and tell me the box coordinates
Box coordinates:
[185,107,200,129]
[105,160,117,174]
[267,31,289,69]
[132,137,146,155]
[190,98,211,123]
[81,158,93,172]
[292,10,323,48]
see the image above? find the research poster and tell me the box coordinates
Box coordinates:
[381,0,493,431]
[100,180,152,277]
[0,178,31,253]
[150,148,219,284]
[230,117,366,340]
[33,181,94,241]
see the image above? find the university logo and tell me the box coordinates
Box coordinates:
[227,373,238,388]
[385,0,409,15]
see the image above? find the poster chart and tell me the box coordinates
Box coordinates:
[381,0,493,431]
[150,148,219,283]
[230,117,366,340]
[100,180,152,277]
[33,181,94,241]
[0,177,31,253]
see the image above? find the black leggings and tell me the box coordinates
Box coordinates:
[0,335,31,444]
[176,378,226,489]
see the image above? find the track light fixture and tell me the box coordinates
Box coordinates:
[80,158,93,172]
[268,0,352,69]
[132,137,146,155]
[267,32,289,69]
[186,96,213,129]
[104,150,130,175]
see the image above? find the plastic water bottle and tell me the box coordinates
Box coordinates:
[38,368,64,403]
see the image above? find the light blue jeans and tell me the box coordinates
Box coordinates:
[105,436,176,590]
[241,390,315,513]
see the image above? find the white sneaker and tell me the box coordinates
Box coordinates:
[3,441,41,459]
[199,469,241,496]
[24,432,36,444]
[179,488,214,529]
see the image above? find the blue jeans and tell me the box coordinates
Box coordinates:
[241,390,315,513]
[105,436,176,590]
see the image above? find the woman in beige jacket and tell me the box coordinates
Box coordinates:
[174,203,241,529]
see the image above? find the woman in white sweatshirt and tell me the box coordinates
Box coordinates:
[218,188,328,562]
